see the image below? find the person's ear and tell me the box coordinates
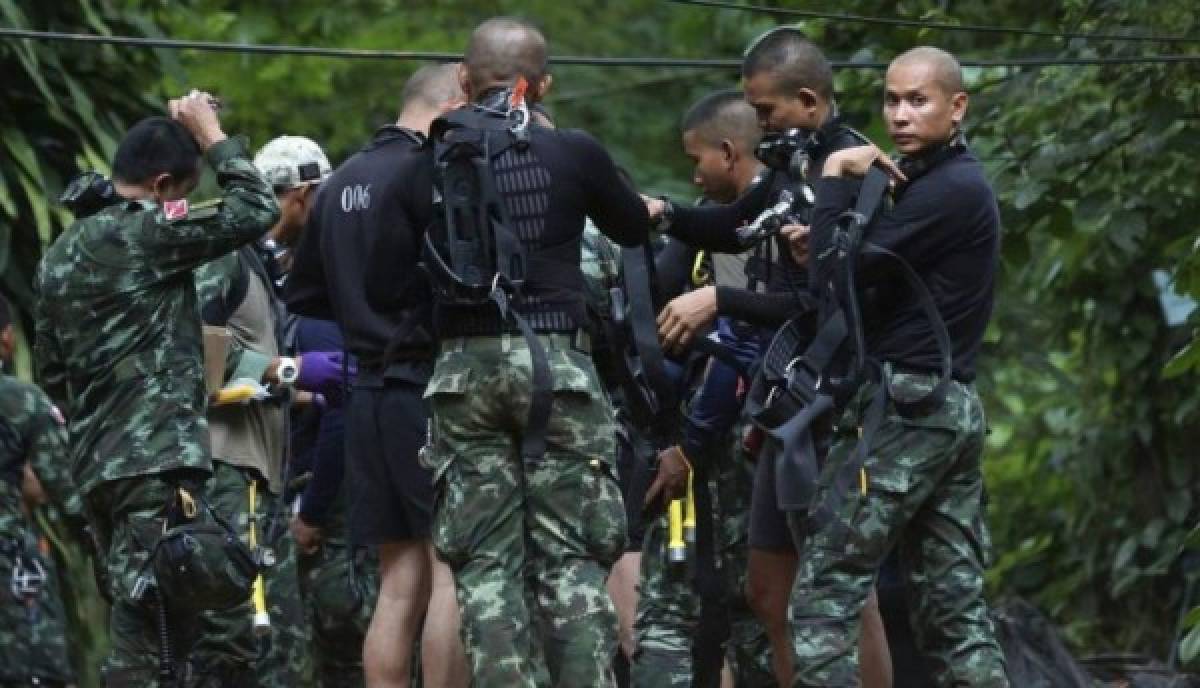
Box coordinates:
[721,140,737,170]
[951,91,969,129]
[456,63,472,100]
[150,173,174,202]
[795,87,819,111]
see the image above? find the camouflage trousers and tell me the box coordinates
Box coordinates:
[426,333,627,687]
[631,419,774,688]
[191,461,308,687]
[788,368,1009,688]
[0,502,74,686]
[297,541,379,688]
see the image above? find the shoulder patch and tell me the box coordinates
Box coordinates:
[162,198,222,223]
[163,199,189,221]
[49,403,65,426]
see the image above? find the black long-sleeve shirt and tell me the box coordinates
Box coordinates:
[366,121,649,336]
[666,125,866,328]
[286,126,435,368]
[809,148,999,381]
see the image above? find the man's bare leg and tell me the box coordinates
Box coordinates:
[420,543,468,687]
[607,551,641,661]
[365,540,432,687]
[859,588,893,688]
[746,547,798,685]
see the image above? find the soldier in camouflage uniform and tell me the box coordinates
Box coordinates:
[287,311,379,688]
[34,92,280,685]
[578,220,645,683]
[189,135,341,686]
[402,18,649,686]
[789,48,1008,687]
[632,90,773,688]
[0,318,78,686]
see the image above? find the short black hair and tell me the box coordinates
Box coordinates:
[112,116,202,185]
[681,89,761,152]
[742,27,834,101]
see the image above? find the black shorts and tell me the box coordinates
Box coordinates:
[748,446,796,552]
[346,375,434,544]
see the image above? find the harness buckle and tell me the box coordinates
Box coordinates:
[10,554,47,601]
[785,356,824,393]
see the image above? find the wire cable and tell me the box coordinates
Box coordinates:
[2,27,1199,69]
[666,0,1200,45]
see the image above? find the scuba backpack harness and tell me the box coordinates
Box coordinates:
[420,80,559,463]
[744,135,966,523]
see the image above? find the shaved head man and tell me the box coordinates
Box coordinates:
[459,16,552,103]
[410,14,650,688]
[884,46,968,155]
[796,46,1009,687]
[285,63,468,688]
[680,89,762,203]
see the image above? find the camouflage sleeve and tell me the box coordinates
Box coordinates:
[33,279,68,407]
[22,385,80,517]
[140,136,281,274]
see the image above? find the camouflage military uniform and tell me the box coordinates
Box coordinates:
[788,368,1009,687]
[426,332,627,687]
[296,480,378,688]
[190,247,309,686]
[0,375,76,686]
[631,413,772,688]
[188,462,307,687]
[34,136,280,684]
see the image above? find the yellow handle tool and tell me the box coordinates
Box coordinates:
[213,383,259,406]
[691,250,710,287]
[248,481,270,635]
[667,498,687,563]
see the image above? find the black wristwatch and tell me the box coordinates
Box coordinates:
[654,195,675,233]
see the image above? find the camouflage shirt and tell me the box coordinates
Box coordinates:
[34,137,281,496]
[0,374,73,532]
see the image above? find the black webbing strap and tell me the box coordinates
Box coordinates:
[805,166,954,526]
[615,242,678,445]
[489,286,554,462]
[745,166,895,511]
[689,335,751,378]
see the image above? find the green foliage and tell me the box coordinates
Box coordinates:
[0,0,163,379]
[966,1,1200,654]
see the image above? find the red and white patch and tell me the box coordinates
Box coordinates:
[163,199,189,221]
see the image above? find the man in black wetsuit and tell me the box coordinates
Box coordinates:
[645,28,890,688]
[369,18,650,687]
[285,63,468,687]
[790,46,1009,688]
